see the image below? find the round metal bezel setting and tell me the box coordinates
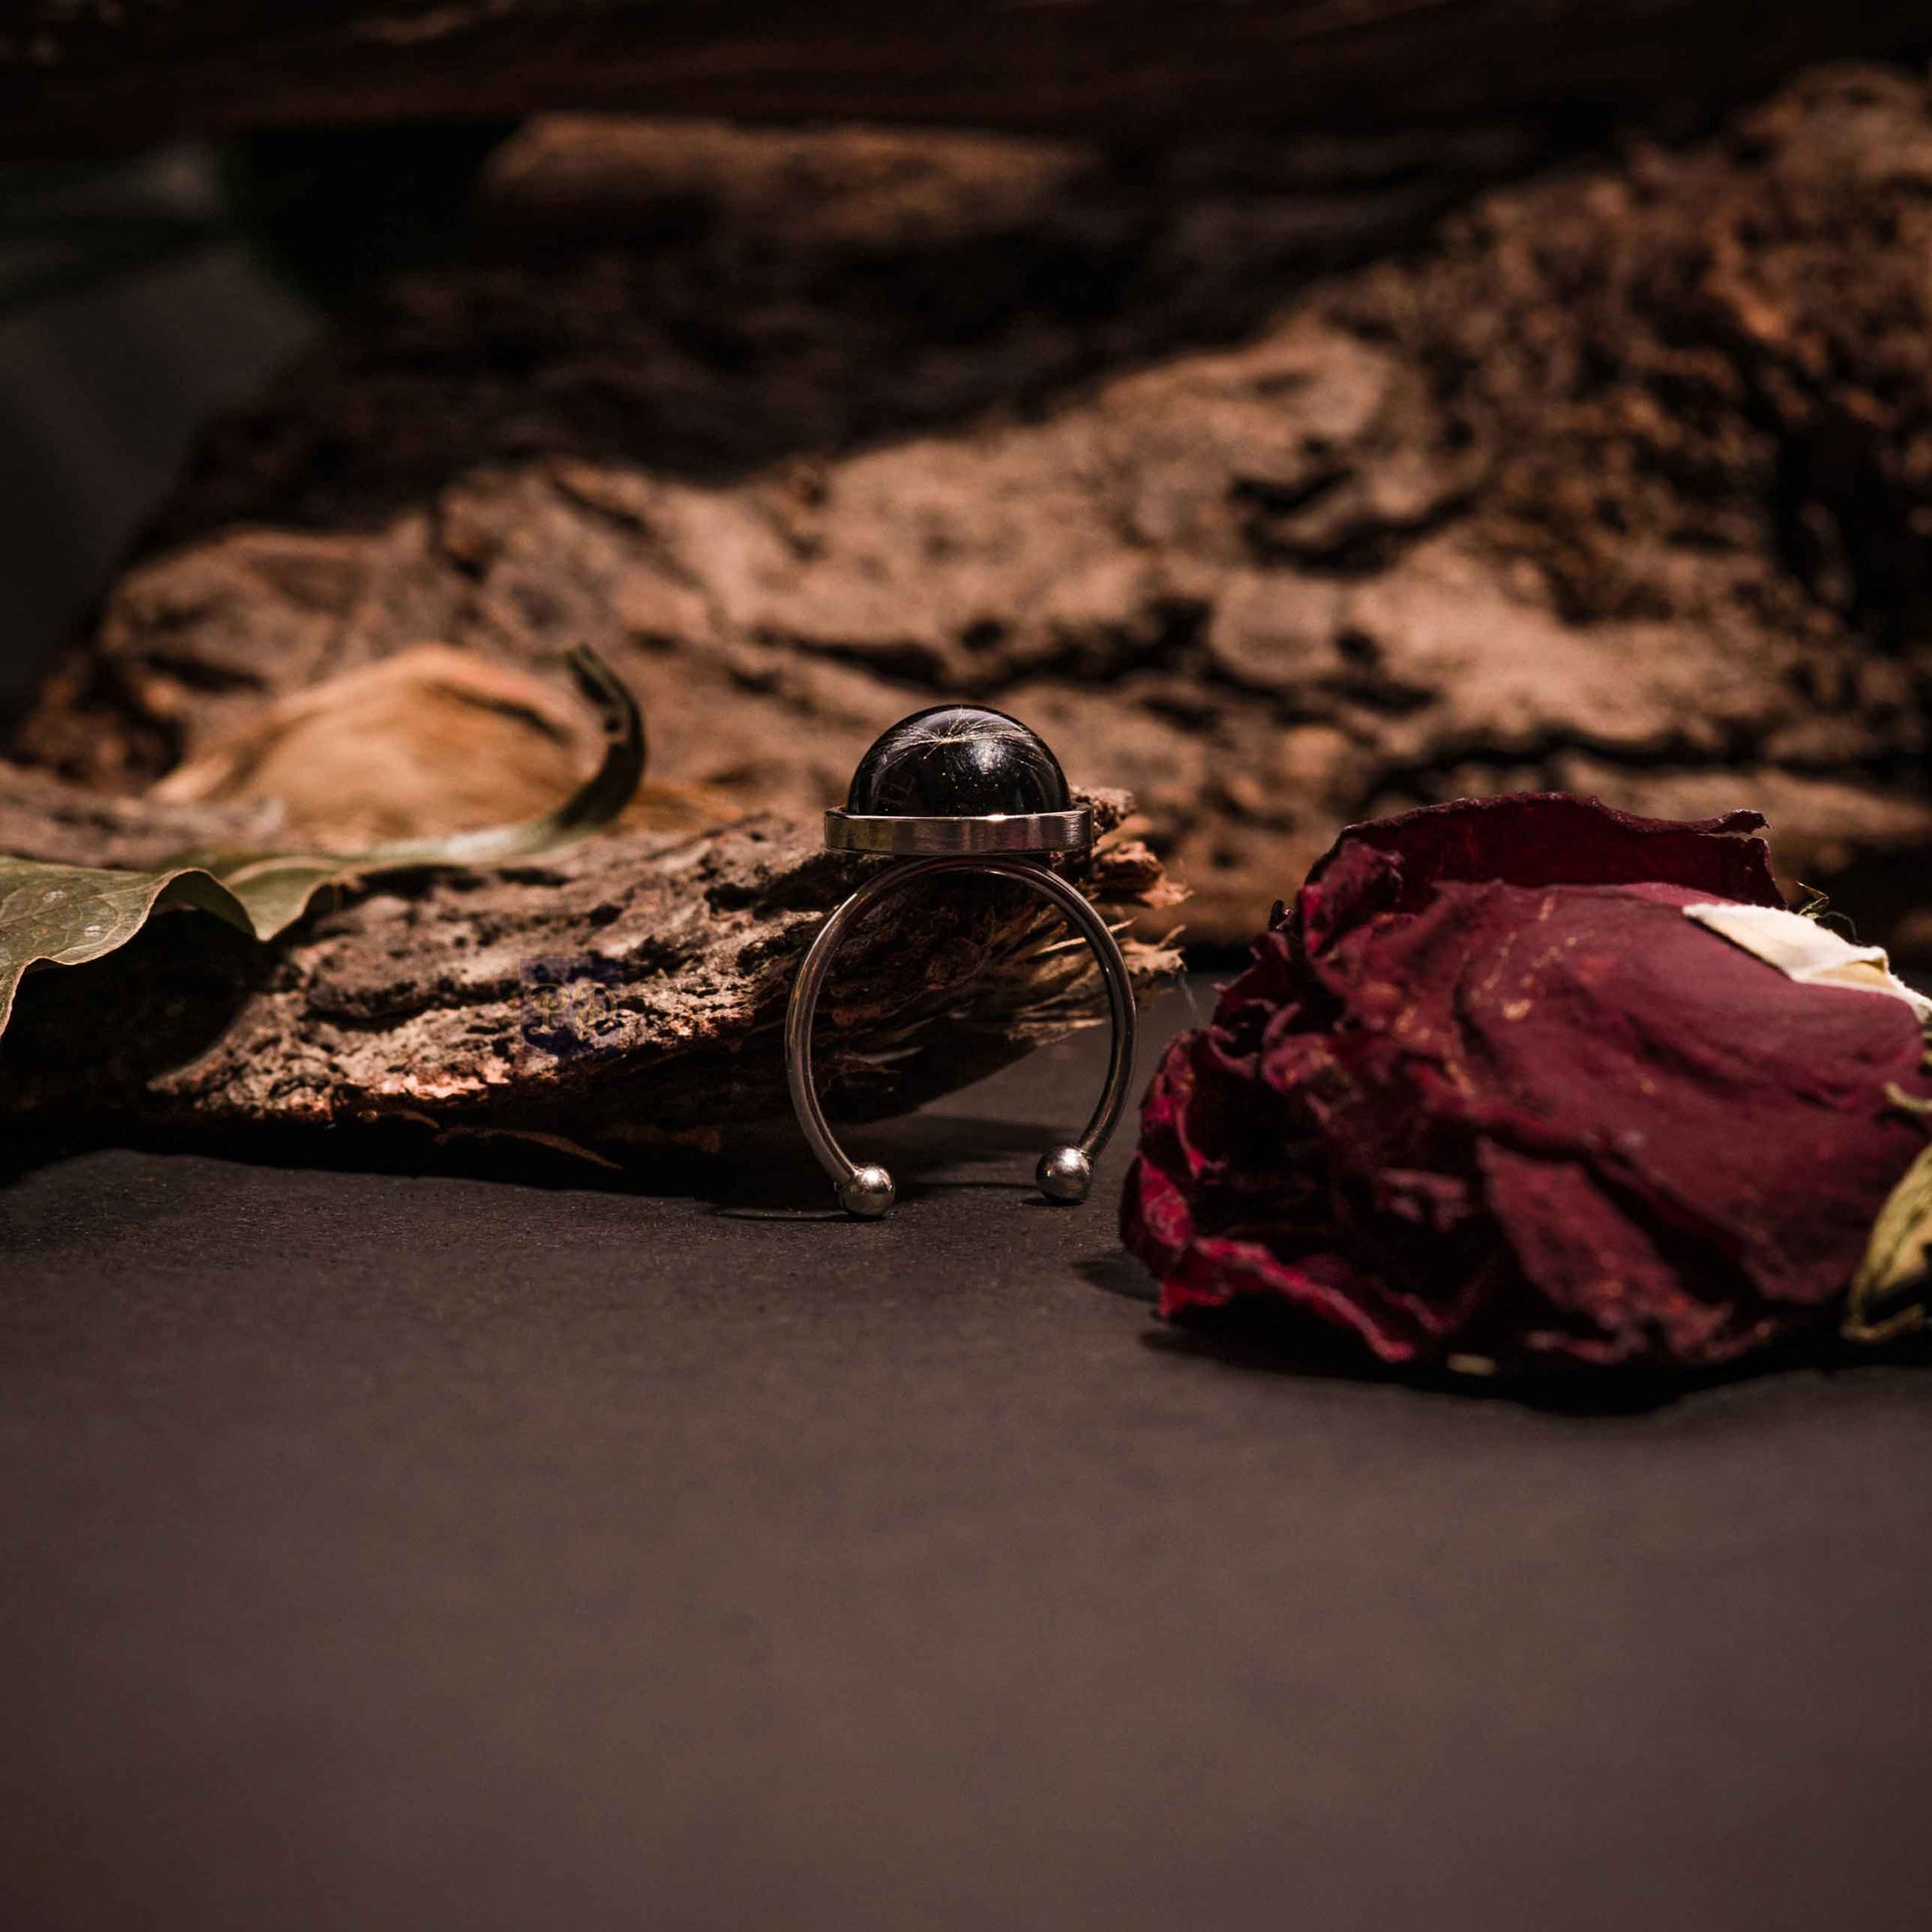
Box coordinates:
[823,807,1093,858]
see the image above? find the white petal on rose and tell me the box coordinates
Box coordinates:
[1683,901,1932,1022]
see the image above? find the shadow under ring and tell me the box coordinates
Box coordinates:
[784,855,1139,1218]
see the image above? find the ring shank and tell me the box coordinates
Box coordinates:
[784,856,1138,1207]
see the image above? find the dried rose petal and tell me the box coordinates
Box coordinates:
[1123,793,1932,1370]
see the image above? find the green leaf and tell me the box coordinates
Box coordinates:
[1,645,642,1039]
[1846,1129,1932,1346]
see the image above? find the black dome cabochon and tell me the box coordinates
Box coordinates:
[846,706,1071,818]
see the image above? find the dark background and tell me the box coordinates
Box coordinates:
[4,1000,1930,1932]
[0,146,312,717]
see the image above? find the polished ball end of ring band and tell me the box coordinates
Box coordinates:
[838,1165,897,1220]
[785,704,1138,1219]
[1035,1145,1094,1204]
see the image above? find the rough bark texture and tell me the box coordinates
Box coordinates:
[0,764,1177,1146]
[4,1,1924,154]
[21,66,1932,947]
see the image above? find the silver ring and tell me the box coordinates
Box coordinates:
[783,704,1136,1218]
[785,856,1137,1217]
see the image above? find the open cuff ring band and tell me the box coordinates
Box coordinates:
[784,706,1139,1219]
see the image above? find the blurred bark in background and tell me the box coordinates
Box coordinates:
[3,1,1927,150]
[5,1,1932,953]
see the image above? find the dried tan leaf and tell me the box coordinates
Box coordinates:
[2,647,642,1038]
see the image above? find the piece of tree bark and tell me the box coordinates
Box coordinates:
[20,66,1932,948]
[2,1,1926,154]
[0,763,1178,1146]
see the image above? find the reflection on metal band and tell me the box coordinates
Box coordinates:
[823,808,1093,856]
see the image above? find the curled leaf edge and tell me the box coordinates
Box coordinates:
[0,644,643,1041]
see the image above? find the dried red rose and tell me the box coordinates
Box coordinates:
[1123,794,1932,1371]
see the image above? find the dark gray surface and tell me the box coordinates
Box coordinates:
[1,982,1928,1931]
